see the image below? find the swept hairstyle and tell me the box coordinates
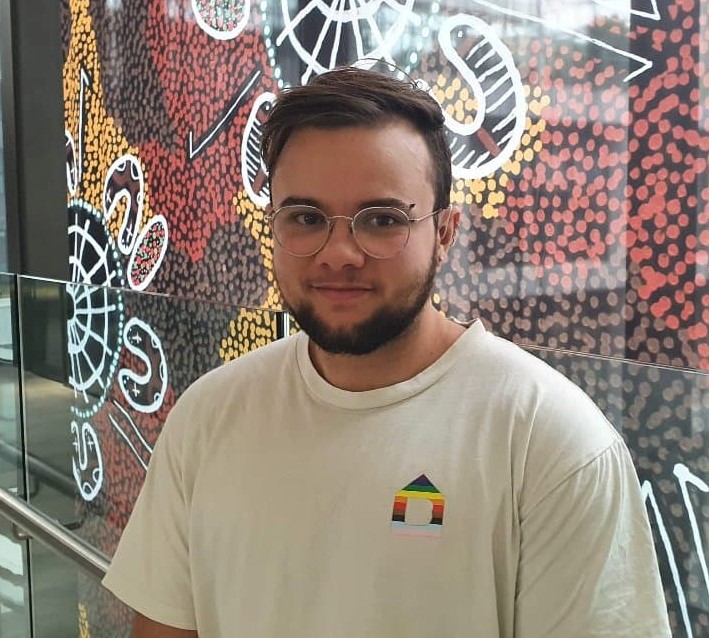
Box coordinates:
[260,66,452,212]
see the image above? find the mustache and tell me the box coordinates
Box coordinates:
[307,277,375,289]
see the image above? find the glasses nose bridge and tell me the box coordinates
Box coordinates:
[317,213,364,258]
[325,214,356,236]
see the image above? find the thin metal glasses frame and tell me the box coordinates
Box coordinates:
[266,204,445,259]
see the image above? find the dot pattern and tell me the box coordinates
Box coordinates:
[56,0,709,635]
[434,4,709,372]
[531,346,709,637]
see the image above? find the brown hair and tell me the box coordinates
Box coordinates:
[261,66,452,211]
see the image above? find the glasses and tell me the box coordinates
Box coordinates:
[267,203,443,259]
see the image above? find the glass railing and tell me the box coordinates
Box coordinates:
[0,273,30,637]
[1,273,282,635]
[0,273,706,635]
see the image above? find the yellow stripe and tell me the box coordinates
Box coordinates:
[396,491,445,501]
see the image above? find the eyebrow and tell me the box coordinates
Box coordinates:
[276,196,414,211]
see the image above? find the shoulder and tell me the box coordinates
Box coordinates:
[471,326,622,506]
[178,333,295,409]
[473,327,610,424]
[156,334,298,451]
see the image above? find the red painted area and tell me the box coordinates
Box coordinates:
[140,2,276,263]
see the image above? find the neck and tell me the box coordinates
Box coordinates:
[307,303,466,392]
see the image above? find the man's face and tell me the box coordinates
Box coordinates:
[271,121,442,355]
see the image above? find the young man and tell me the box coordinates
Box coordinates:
[103,67,671,637]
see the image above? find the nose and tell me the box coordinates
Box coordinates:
[313,217,366,269]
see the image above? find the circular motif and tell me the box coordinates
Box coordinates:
[191,0,250,40]
[67,200,125,418]
[127,214,169,291]
[259,0,437,87]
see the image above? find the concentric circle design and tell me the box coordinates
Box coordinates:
[67,199,125,418]
[259,0,438,88]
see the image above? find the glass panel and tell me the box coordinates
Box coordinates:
[0,274,21,494]
[0,518,30,638]
[28,540,132,638]
[528,345,709,636]
[0,273,30,636]
[61,0,709,370]
[19,275,281,633]
[0,5,7,273]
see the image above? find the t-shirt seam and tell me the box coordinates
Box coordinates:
[521,437,622,519]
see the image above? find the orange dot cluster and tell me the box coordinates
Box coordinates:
[624,0,709,368]
[141,3,275,266]
[490,4,709,370]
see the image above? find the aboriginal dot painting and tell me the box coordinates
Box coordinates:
[55,0,709,634]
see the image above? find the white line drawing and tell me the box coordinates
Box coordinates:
[242,92,276,208]
[78,67,91,185]
[642,480,694,638]
[127,214,170,291]
[673,463,709,596]
[71,420,104,502]
[107,401,153,471]
[67,202,125,418]
[466,0,652,81]
[65,131,78,196]
[191,0,251,40]
[436,14,526,180]
[275,0,421,85]
[187,69,262,159]
[103,154,145,255]
[118,318,168,414]
[592,0,660,21]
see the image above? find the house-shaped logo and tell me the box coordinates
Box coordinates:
[390,474,445,537]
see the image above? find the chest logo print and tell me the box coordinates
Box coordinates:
[391,474,445,537]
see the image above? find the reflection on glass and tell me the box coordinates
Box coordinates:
[528,345,709,636]
[18,275,281,634]
[0,519,30,638]
[0,274,30,636]
[0,46,6,273]
[0,274,21,493]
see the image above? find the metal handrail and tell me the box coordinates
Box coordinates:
[0,486,109,580]
[0,437,76,497]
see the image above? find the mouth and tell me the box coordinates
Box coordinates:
[310,284,374,303]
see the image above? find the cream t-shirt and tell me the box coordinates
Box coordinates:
[102,321,671,636]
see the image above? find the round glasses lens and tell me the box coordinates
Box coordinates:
[274,206,329,256]
[353,207,410,258]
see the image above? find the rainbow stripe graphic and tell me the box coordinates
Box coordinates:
[390,474,445,537]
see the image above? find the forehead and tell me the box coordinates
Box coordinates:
[270,121,434,206]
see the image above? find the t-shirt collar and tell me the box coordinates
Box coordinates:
[295,320,485,410]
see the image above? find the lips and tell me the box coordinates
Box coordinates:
[310,284,374,303]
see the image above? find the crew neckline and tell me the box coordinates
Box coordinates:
[295,320,486,410]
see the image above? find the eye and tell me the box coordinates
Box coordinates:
[295,211,325,226]
[281,207,326,227]
[359,208,407,229]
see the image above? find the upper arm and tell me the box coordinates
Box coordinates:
[133,613,198,638]
[102,415,197,628]
[515,440,671,638]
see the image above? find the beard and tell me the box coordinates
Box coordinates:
[281,249,438,356]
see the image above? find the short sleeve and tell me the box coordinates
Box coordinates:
[515,439,671,638]
[101,409,197,631]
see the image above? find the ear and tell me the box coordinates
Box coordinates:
[437,206,461,257]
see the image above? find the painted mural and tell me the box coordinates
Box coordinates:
[59,0,708,634]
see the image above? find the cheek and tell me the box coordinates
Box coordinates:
[273,250,307,288]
